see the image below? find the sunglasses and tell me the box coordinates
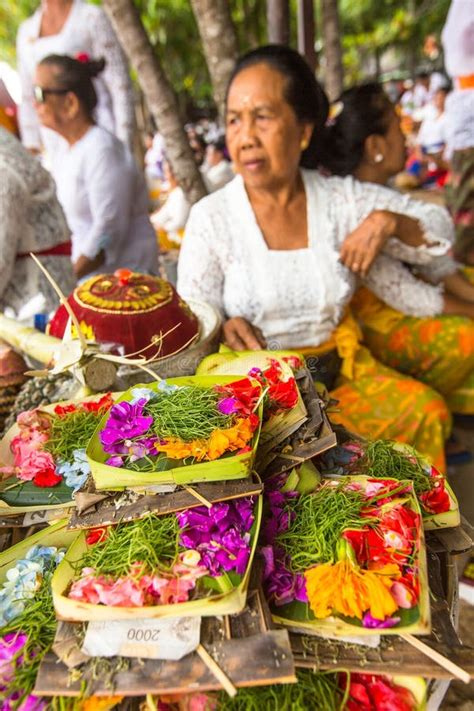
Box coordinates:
[33,85,71,103]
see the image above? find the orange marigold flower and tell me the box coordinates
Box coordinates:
[305,560,400,621]
[155,417,255,461]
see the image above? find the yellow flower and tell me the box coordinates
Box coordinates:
[305,560,400,620]
[81,696,123,711]
[155,417,254,461]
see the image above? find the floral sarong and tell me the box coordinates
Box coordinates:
[300,310,452,473]
[351,287,474,417]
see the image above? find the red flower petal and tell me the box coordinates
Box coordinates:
[33,468,63,487]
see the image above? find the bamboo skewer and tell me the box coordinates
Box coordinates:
[183,485,213,509]
[196,643,237,697]
[401,633,471,683]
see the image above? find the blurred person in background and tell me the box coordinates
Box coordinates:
[0,125,74,319]
[442,0,474,265]
[150,158,191,247]
[201,137,234,192]
[17,0,134,162]
[34,54,157,280]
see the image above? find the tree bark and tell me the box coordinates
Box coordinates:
[266,0,290,44]
[102,0,206,205]
[296,0,317,71]
[321,0,344,101]
[190,0,239,120]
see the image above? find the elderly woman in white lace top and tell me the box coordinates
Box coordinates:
[0,127,75,320]
[319,82,474,431]
[17,0,134,159]
[178,45,454,470]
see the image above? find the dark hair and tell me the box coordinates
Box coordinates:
[210,136,226,153]
[318,83,393,176]
[226,44,329,169]
[38,54,106,120]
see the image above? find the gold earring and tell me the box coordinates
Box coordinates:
[300,138,309,151]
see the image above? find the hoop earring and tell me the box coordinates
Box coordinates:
[374,153,384,163]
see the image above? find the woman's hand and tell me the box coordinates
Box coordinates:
[73,251,105,280]
[340,210,397,277]
[223,317,266,351]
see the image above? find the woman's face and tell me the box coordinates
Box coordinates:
[33,63,75,133]
[226,63,313,191]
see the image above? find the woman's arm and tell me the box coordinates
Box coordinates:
[443,271,474,304]
[340,178,454,276]
[363,254,474,319]
[73,251,105,280]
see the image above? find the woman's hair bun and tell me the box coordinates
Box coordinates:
[86,57,106,79]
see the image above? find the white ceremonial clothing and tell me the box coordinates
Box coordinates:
[202,160,235,192]
[178,171,453,349]
[52,126,158,276]
[17,0,134,155]
[0,127,75,318]
[441,0,474,152]
[417,110,447,153]
[150,187,191,235]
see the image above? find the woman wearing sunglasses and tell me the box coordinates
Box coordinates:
[33,54,158,280]
[16,0,134,158]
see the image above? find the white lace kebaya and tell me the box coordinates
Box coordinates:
[178,171,453,350]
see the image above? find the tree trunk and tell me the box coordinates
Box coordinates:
[266,0,290,44]
[296,0,317,71]
[102,0,206,205]
[321,0,344,101]
[190,0,239,120]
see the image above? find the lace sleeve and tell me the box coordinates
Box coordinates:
[91,9,135,147]
[362,254,444,317]
[346,178,454,264]
[415,255,459,283]
[0,166,25,299]
[177,205,225,315]
[16,23,41,150]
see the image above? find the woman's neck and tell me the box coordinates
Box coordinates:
[245,171,304,208]
[353,163,386,186]
[41,0,73,12]
[39,0,73,37]
[59,120,94,146]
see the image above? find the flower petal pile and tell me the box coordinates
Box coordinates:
[177,498,255,576]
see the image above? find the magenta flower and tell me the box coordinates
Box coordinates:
[177,498,255,577]
[362,612,401,629]
[100,399,153,453]
[261,545,307,606]
[0,632,27,684]
[217,397,240,415]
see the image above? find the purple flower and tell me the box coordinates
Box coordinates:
[362,612,401,629]
[261,546,307,606]
[106,455,124,468]
[17,696,46,711]
[177,498,255,577]
[0,633,27,685]
[100,400,153,453]
[217,397,240,415]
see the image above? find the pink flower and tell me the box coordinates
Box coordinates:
[17,450,56,483]
[16,410,50,432]
[11,430,49,466]
[391,581,415,608]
